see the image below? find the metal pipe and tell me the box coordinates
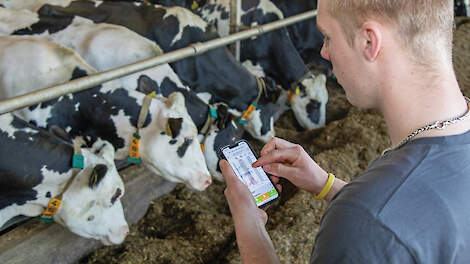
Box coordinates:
[0,9,317,115]
[230,0,242,61]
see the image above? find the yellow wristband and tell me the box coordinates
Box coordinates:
[314,173,335,200]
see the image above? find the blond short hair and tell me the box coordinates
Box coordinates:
[326,0,454,66]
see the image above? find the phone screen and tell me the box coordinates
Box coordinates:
[222,141,279,207]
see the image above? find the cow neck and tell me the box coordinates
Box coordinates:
[199,101,231,153]
[39,144,85,223]
[237,77,267,125]
[127,92,157,164]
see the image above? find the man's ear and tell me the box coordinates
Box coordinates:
[361,22,382,62]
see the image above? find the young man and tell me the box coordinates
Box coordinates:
[220,0,470,263]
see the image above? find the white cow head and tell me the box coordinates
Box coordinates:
[54,141,128,245]
[139,92,212,191]
[291,73,328,130]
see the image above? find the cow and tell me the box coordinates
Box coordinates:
[19,1,280,143]
[0,10,242,180]
[269,0,331,71]
[0,112,128,244]
[149,0,329,130]
[0,35,212,190]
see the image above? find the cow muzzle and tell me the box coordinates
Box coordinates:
[189,172,212,191]
[101,225,129,245]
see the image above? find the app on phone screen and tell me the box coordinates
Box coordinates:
[222,141,279,207]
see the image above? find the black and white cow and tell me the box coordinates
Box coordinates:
[0,35,211,190]
[0,9,242,180]
[151,0,329,130]
[269,0,331,71]
[0,113,128,244]
[455,0,469,17]
[23,0,280,142]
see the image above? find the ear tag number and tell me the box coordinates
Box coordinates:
[39,198,62,223]
[127,133,142,164]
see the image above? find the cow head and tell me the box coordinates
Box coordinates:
[139,92,212,191]
[242,77,280,143]
[290,73,328,130]
[54,141,128,245]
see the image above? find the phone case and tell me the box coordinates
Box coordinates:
[218,139,279,208]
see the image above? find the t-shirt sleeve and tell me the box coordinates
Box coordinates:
[310,202,416,264]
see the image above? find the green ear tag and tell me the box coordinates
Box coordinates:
[72,154,84,169]
[127,156,142,164]
[237,118,247,125]
[209,107,218,119]
[39,216,54,223]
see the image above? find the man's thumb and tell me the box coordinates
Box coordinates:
[219,160,237,183]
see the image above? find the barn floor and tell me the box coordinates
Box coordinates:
[78,18,470,264]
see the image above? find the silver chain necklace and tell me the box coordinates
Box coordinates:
[383,96,470,155]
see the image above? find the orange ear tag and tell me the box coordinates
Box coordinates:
[127,133,142,163]
[238,102,258,125]
[39,198,62,222]
[241,103,257,120]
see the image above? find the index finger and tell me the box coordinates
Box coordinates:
[253,147,299,168]
[260,137,297,156]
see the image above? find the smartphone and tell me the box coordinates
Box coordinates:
[219,140,279,208]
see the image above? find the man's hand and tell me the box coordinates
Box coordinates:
[252,137,330,194]
[220,160,267,226]
[220,160,279,264]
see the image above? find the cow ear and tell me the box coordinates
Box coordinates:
[167,92,185,109]
[89,164,108,189]
[49,125,72,144]
[137,75,161,95]
[166,118,183,138]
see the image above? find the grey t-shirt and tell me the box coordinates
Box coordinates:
[310,130,470,264]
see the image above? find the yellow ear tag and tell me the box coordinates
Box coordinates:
[148,91,157,98]
[191,1,199,10]
[295,85,300,95]
[39,198,62,222]
[166,123,173,138]
[127,133,142,163]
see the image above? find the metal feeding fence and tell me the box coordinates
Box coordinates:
[0,9,317,114]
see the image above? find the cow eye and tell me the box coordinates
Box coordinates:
[87,215,95,222]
